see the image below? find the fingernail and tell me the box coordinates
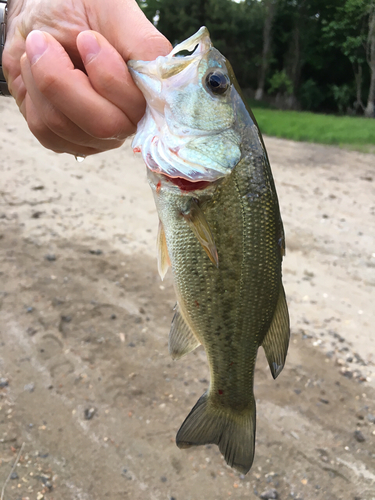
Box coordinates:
[26,30,48,65]
[79,32,101,64]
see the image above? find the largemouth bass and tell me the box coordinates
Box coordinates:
[128,27,289,474]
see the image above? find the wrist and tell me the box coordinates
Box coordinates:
[0,0,11,96]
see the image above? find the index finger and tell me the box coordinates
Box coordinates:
[76,30,145,127]
[25,30,135,140]
[88,0,172,61]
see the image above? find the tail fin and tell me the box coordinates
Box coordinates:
[176,392,256,474]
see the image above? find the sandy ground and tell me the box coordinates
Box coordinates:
[0,97,374,500]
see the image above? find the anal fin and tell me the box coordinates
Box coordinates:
[157,219,171,280]
[169,305,200,360]
[262,284,290,379]
[182,200,218,267]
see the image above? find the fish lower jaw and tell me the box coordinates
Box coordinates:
[145,155,218,190]
[148,169,216,193]
[162,175,212,192]
[136,132,227,186]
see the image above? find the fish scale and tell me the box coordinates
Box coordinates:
[128,26,289,474]
[151,151,281,440]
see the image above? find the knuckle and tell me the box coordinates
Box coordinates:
[2,50,11,77]
[28,118,55,151]
[88,115,129,140]
[37,72,59,97]
[44,107,69,136]
[97,71,119,94]
[27,112,47,139]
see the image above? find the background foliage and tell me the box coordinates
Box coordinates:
[136,0,375,117]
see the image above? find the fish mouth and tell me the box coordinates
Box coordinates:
[128,27,212,108]
[165,177,212,192]
[129,27,241,185]
[161,174,212,193]
[128,27,216,182]
[128,26,212,88]
[148,168,213,193]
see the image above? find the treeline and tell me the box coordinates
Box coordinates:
[137,0,375,117]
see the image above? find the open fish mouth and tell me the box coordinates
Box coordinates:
[128,27,212,86]
[128,27,242,185]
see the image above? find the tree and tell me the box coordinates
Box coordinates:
[255,0,279,101]
[267,0,330,109]
[365,1,375,117]
[136,0,265,91]
[284,0,307,108]
[322,0,373,115]
[136,0,371,114]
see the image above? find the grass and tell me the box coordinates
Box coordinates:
[249,104,375,153]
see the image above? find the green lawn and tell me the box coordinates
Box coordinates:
[249,105,375,153]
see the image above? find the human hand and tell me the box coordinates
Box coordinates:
[3,0,171,156]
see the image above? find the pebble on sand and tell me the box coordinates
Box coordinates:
[84,408,96,420]
[44,253,56,261]
[24,382,35,393]
[354,430,366,442]
[319,398,329,404]
[89,249,103,255]
[27,327,38,336]
[0,377,9,388]
[121,468,133,480]
[260,488,279,499]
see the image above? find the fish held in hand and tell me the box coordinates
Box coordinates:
[128,27,290,475]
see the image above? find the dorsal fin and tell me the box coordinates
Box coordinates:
[169,305,201,360]
[182,200,218,267]
[157,219,171,280]
[262,285,290,379]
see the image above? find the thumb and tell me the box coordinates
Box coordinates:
[88,0,172,61]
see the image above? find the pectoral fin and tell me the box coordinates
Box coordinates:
[169,305,201,360]
[182,200,219,267]
[157,219,171,280]
[262,285,290,379]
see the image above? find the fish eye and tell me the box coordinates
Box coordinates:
[205,71,230,95]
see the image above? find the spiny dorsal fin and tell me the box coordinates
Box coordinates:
[182,200,218,267]
[262,284,290,379]
[176,391,256,475]
[157,219,171,280]
[169,305,200,360]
